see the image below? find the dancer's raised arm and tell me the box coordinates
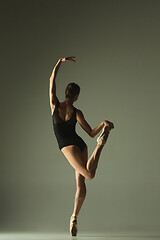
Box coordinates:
[49,56,76,111]
[49,58,62,110]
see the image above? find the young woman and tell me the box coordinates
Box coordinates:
[49,56,114,236]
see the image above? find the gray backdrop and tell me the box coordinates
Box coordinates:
[1,0,160,235]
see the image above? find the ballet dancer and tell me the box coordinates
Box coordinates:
[49,56,114,236]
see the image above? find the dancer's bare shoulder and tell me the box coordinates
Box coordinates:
[76,109,84,120]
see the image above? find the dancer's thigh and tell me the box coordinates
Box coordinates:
[75,145,88,186]
[61,145,90,179]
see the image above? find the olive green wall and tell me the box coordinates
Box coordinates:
[1,0,160,235]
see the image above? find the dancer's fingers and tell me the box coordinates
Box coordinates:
[66,57,76,62]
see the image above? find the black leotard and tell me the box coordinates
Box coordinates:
[52,102,87,152]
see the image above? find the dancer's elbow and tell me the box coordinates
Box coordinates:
[89,131,94,138]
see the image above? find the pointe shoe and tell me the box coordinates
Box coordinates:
[70,215,78,236]
[97,125,110,146]
[106,120,114,130]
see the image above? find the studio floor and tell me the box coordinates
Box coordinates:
[0,233,160,240]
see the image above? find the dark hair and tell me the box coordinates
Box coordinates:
[65,82,80,100]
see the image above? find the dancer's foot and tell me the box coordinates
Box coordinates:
[106,120,114,130]
[70,215,78,236]
[97,125,110,146]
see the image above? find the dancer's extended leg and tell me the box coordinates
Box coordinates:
[61,126,110,179]
[86,144,103,178]
[86,126,110,178]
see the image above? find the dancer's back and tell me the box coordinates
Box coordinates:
[52,101,87,152]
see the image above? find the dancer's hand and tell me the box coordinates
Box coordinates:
[103,120,114,129]
[60,56,76,62]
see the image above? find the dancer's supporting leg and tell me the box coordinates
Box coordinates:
[69,126,111,236]
[72,172,86,217]
[72,146,88,217]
